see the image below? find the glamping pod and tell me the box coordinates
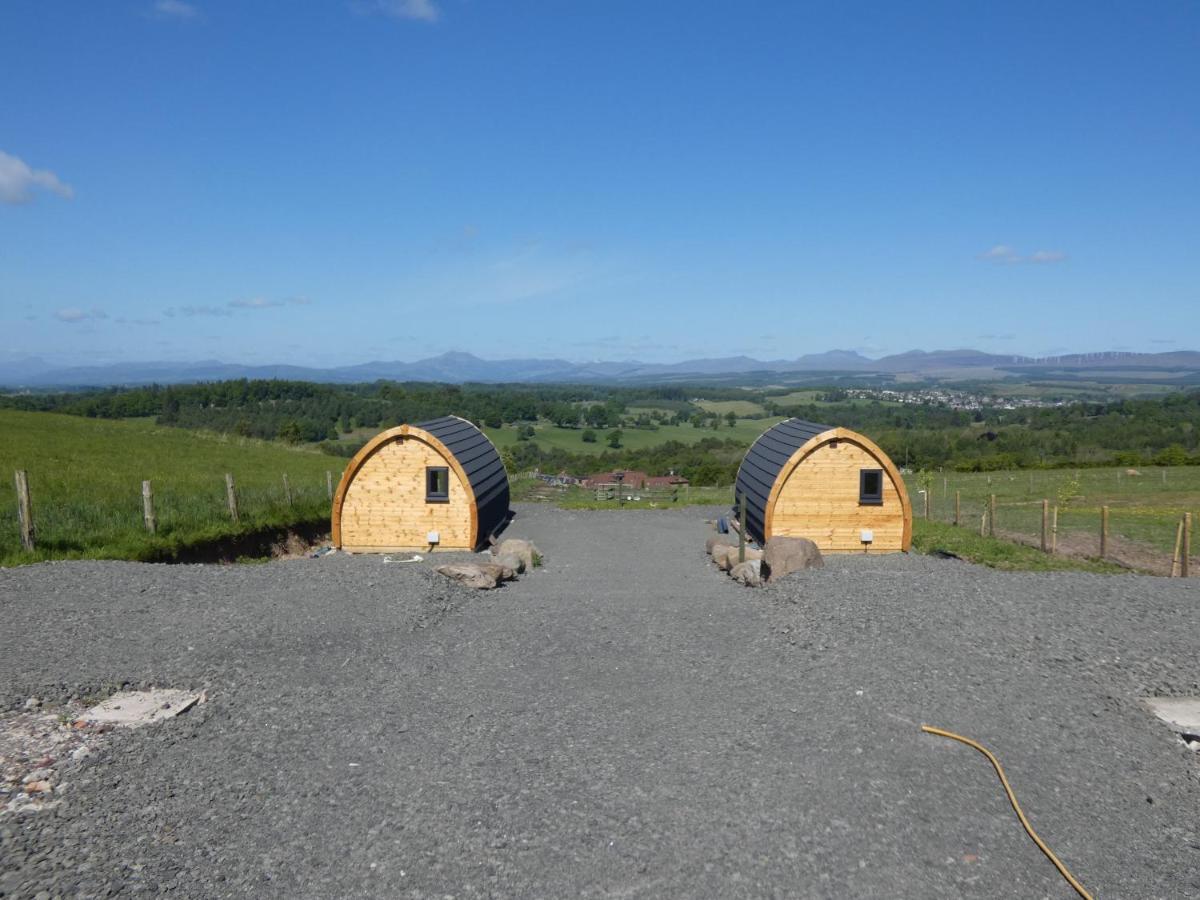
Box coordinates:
[734,418,911,553]
[332,416,510,553]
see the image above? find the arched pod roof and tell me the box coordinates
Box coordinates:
[734,418,833,545]
[416,415,510,544]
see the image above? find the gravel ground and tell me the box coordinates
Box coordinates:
[1,503,1197,898]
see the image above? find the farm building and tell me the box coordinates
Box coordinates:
[332,416,510,553]
[733,418,911,553]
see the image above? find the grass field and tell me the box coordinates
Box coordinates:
[0,410,338,566]
[694,399,767,417]
[903,465,1200,568]
[483,418,774,456]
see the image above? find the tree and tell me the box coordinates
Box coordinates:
[606,428,623,448]
[724,411,738,428]
[582,429,597,443]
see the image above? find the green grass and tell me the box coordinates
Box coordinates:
[910,519,1126,573]
[904,465,1200,555]
[694,399,767,417]
[484,418,773,456]
[0,410,339,566]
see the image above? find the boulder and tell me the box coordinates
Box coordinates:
[493,539,541,571]
[730,559,762,587]
[762,536,824,582]
[435,563,516,590]
[712,544,762,571]
[493,552,525,575]
[705,534,738,555]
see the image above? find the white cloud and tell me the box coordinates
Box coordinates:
[358,0,440,23]
[979,244,1067,265]
[166,305,233,317]
[54,307,107,323]
[229,297,285,309]
[0,150,74,204]
[979,244,1019,263]
[152,0,198,19]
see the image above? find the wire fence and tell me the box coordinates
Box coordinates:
[905,467,1198,576]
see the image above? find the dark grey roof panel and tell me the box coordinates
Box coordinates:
[733,418,834,545]
[417,416,511,546]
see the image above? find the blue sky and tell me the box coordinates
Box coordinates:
[2,0,1197,367]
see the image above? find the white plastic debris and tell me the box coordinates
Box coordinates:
[84,689,201,728]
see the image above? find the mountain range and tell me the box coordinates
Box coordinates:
[2,348,1199,388]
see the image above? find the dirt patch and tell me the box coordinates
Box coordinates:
[998,527,1193,576]
[146,520,332,564]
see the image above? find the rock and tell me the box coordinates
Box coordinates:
[712,544,762,571]
[705,535,738,555]
[762,536,824,582]
[435,563,516,590]
[23,697,41,711]
[71,745,92,762]
[493,552,525,575]
[23,768,52,783]
[24,780,51,794]
[730,559,763,587]
[493,539,541,571]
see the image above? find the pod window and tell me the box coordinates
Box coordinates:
[859,469,883,505]
[426,466,449,502]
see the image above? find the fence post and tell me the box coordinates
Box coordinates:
[954,490,960,527]
[1172,519,1184,577]
[1184,512,1192,578]
[14,470,34,552]
[326,470,334,501]
[988,494,996,538]
[142,480,157,535]
[1100,505,1109,558]
[1051,505,1058,555]
[1040,499,1049,553]
[282,474,293,507]
[980,511,987,537]
[923,489,930,520]
[738,493,747,564]
[225,473,239,524]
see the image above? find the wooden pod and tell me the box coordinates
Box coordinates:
[734,419,912,553]
[332,416,510,552]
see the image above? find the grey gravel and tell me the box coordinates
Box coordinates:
[1,503,1198,898]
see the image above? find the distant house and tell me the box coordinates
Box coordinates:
[583,470,649,490]
[645,474,689,489]
[534,470,582,486]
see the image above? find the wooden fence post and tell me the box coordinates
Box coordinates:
[954,490,960,527]
[282,474,292,507]
[1100,505,1109,558]
[1172,519,1184,577]
[738,494,747,564]
[326,470,334,501]
[1051,505,1058,555]
[14,469,34,552]
[142,480,157,535]
[225,473,239,524]
[1040,499,1049,553]
[923,489,930,520]
[988,494,996,538]
[980,511,987,537]
[1184,512,1192,578]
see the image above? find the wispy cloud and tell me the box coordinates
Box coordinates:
[166,305,233,318]
[977,333,1016,340]
[115,317,162,326]
[978,244,1068,265]
[0,150,74,204]
[54,307,107,323]
[228,296,312,309]
[152,0,199,20]
[356,0,441,23]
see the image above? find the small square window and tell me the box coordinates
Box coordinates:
[426,466,449,502]
[859,468,883,505]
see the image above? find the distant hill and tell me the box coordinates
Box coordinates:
[2,349,1199,388]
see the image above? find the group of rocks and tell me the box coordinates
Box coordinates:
[706,532,823,587]
[434,538,543,590]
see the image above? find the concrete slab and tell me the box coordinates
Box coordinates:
[85,689,200,728]
[1144,697,1200,735]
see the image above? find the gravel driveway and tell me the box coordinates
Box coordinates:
[2,504,1198,898]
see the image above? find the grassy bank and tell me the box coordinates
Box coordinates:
[0,410,338,566]
[910,519,1127,573]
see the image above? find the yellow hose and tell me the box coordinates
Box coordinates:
[921,724,1093,900]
